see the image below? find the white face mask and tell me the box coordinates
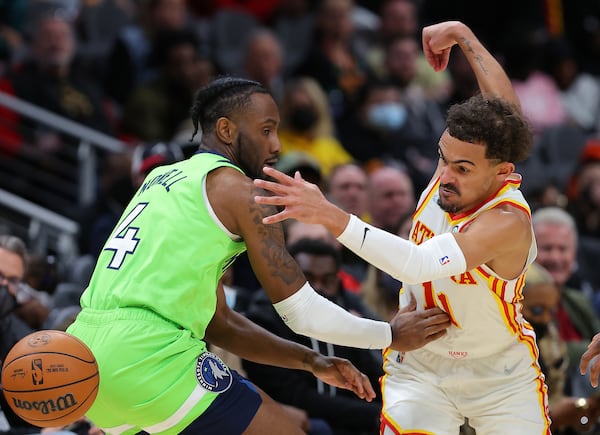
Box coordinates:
[367,102,407,131]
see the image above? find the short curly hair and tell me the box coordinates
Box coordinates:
[446,94,533,163]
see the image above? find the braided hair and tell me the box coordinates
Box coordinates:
[190,77,269,141]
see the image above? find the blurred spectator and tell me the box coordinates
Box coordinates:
[0,234,41,435]
[522,263,600,434]
[275,151,323,187]
[120,29,206,143]
[365,0,450,100]
[336,79,435,192]
[567,138,600,239]
[325,163,369,220]
[367,165,415,234]
[532,206,600,398]
[0,13,113,154]
[504,25,567,137]
[272,0,316,74]
[294,0,371,120]
[243,237,383,435]
[278,77,353,176]
[214,0,282,24]
[324,163,370,290]
[103,0,190,106]
[130,140,184,188]
[544,36,600,134]
[0,0,27,72]
[241,28,285,103]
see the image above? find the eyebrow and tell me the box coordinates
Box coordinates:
[263,118,278,126]
[438,146,476,167]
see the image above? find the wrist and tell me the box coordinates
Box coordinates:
[301,349,320,373]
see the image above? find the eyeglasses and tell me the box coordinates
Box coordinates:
[528,305,557,316]
[0,271,21,289]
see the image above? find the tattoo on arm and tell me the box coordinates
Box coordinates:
[460,37,488,75]
[249,186,300,285]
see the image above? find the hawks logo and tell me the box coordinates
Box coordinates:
[195,352,232,393]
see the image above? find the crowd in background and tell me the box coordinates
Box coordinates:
[2,0,600,434]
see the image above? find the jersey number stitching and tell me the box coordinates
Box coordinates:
[104,202,148,269]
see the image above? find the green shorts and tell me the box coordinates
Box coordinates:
[67,307,219,434]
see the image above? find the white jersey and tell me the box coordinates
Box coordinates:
[399,173,538,360]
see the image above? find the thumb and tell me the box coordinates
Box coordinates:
[294,170,304,181]
[398,291,417,313]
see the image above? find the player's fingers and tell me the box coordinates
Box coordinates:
[398,292,416,313]
[254,178,290,195]
[262,210,290,225]
[262,166,294,184]
[361,373,376,401]
[424,312,451,326]
[581,351,592,375]
[424,329,448,342]
[588,359,600,388]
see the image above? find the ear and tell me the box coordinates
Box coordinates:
[215,117,238,145]
[495,161,515,180]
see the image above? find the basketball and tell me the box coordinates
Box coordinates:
[1,330,99,428]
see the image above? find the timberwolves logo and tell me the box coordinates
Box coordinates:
[195,352,232,393]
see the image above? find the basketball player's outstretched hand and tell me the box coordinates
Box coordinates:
[581,332,600,387]
[311,355,376,402]
[389,292,452,351]
[254,166,334,225]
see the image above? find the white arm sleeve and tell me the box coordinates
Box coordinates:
[273,282,392,349]
[337,214,467,284]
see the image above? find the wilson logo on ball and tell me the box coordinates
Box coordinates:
[11,393,78,415]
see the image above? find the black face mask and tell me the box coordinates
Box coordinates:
[0,284,16,319]
[289,106,318,132]
[531,322,548,339]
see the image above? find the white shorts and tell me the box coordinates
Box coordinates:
[381,347,551,435]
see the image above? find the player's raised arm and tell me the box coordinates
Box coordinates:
[422,20,520,109]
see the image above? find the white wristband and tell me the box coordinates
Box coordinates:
[273,282,392,349]
[337,214,467,284]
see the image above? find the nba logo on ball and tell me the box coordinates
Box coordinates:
[1,330,99,428]
[195,351,232,393]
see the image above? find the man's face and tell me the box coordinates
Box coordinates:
[0,247,24,318]
[368,168,414,231]
[534,223,577,286]
[327,165,368,217]
[0,247,24,298]
[522,282,560,330]
[232,93,281,179]
[294,252,339,299]
[166,43,200,89]
[436,131,511,214]
[33,18,75,68]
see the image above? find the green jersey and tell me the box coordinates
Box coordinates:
[81,151,246,339]
[68,152,248,434]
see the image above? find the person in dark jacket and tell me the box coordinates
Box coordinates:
[243,238,383,435]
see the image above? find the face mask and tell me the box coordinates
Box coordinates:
[368,102,407,131]
[289,106,318,131]
[0,284,17,319]
[530,322,548,339]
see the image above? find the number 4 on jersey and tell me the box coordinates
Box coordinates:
[104,203,148,269]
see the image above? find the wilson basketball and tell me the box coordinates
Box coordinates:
[1,330,99,428]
